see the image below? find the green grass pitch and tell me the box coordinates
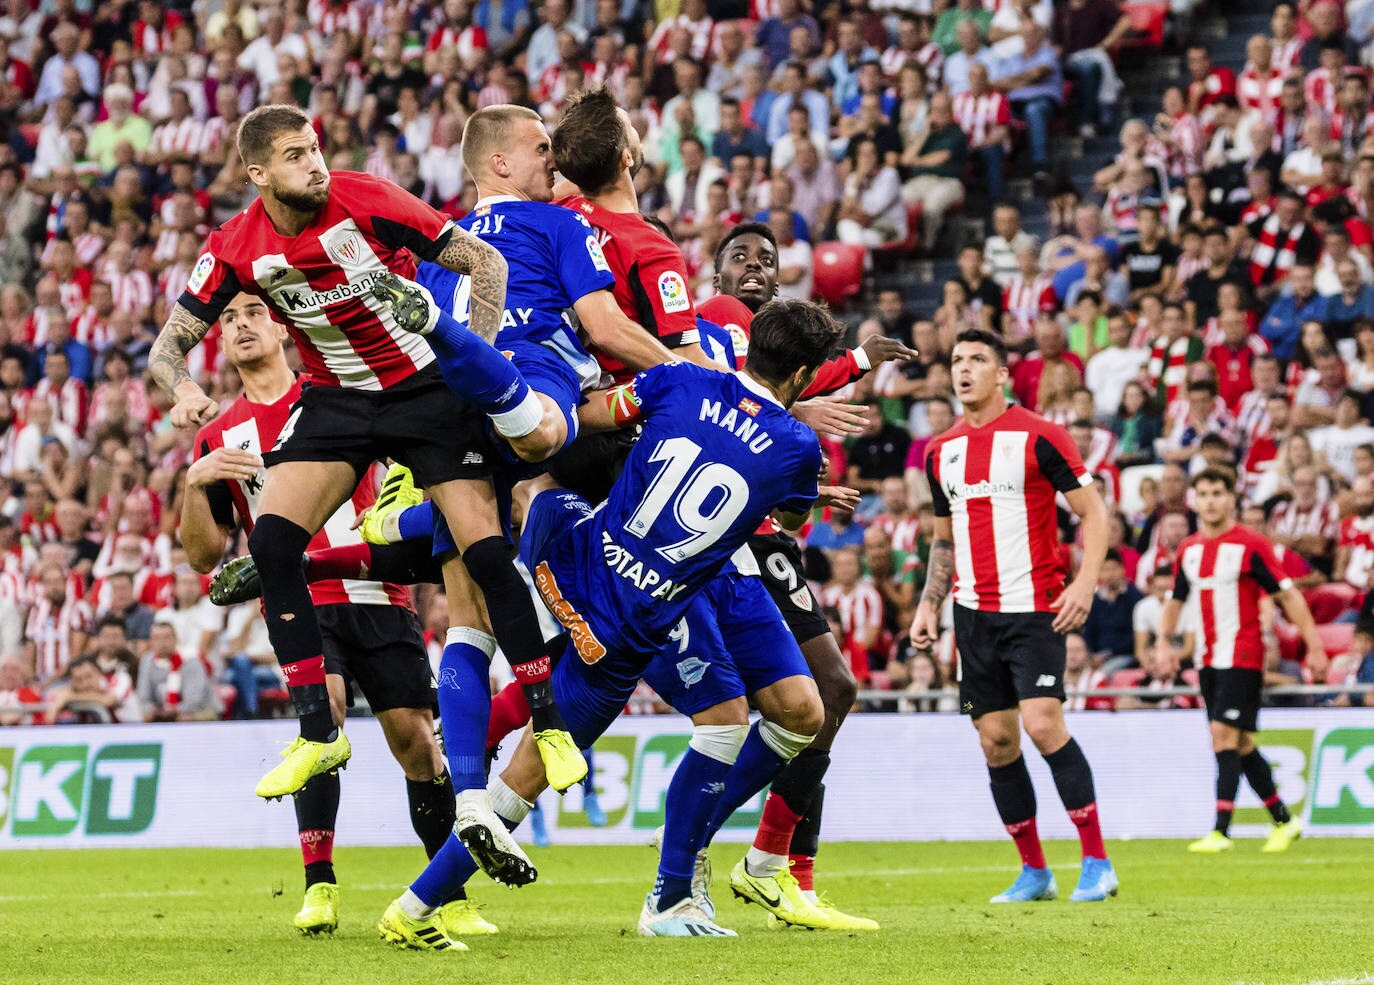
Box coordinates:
[3,839,1371,985]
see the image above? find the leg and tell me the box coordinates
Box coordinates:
[975,707,1048,869]
[1020,98,1053,168]
[1207,718,1244,838]
[251,459,359,742]
[290,673,349,935]
[1023,697,1108,864]
[980,145,1006,205]
[377,707,456,858]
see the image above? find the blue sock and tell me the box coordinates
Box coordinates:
[427,308,535,429]
[397,501,436,542]
[411,830,480,907]
[436,629,495,791]
[704,723,788,845]
[657,746,733,909]
[583,745,595,787]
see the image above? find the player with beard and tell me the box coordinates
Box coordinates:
[181,293,492,939]
[151,105,560,870]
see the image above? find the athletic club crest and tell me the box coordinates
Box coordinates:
[790,588,813,612]
[328,231,362,266]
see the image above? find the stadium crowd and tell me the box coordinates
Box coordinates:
[1,0,1374,726]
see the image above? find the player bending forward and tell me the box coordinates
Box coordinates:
[1155,466,1327,854]
[910,328,1119,904]
[376,299,848,950]
[181,293,493,937]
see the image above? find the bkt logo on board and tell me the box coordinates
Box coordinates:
[0,743,162,837]
[1239,729,1374,827]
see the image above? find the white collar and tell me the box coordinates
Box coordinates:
[734,370,783,408]
[473,195,523,208]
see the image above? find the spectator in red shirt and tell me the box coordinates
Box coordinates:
[1012,317,1084,410]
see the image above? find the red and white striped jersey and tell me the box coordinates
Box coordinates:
[876,513,922,555]
[1272,36,1302,72]
[1270,498,1339,544]
[26,594,94,682]
[1235,388,1276,448]
[1339,513,1374,590]
[131,11,182,54]
[426,23,487,62]
[57,268,92,318]
[71,306,113,350]
[199,115,235,160]
[1172,524,1289,670]
[150,117,206,159]
[104,268,154,315]
[179,171,454,390]
[647,14,715,62]
[1002,273,1057,339]
[308,0,366,37]
[819,578,884,649]
[926,406,1092,613]
[1305,68,1338,117]
[194,378,410,609]
[1164,112,1204,178]
[91,379,151,429]
[1237,67,1283,121]
[32,377,89,437]
[952,89,1010,148]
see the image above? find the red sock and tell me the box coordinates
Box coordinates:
[788,854,815,893]
[1067,802,1107,860]
[753,792,804,856]
[299,827,334,866]
[1005,817,1047,869]
[305,544,372,581]
[486,681,531,752]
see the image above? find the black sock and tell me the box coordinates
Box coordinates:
[368,541,445,584]
[1215,749,1242,836]
[295,770,340,887]
[1043,738,1097,811]
[770,747,831,818]
[987,755,1037,826]
[1240,750,1290,824]
[249,514,334,741]
[789,782,825,859]
[462,537,564,731]
[407,769,457,859]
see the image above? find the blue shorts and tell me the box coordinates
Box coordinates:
[642,572,811,717]
[429,474,519,557]
[505,340,583,455]
[517,487,594,574]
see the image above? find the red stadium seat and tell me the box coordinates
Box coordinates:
[1274,621,1302,664]
[871,202,922,267]
[811,241,866,309]
[1317,622,1356,659]
[1303,583,1362,624]
[1119,2,1168,49]
[1109,669,1147,688]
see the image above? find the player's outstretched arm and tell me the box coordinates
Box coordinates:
[790,396,868,437]
[910,515,954,648]
[433,227,508,344]
[1275,587,1329,681]
[1155,597,1184,676]
[150,303,219,428]
[573,290,680,372]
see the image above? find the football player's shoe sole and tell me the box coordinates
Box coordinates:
[371,272,439,335]
[210,554,262,606]
[455,798,537,887]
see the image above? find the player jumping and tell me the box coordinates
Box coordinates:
[910,329,1119,904]
[180,292,492,938]
[150,105,559,876]
[1155,466,1327,854]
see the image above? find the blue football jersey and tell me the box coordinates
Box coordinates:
[416,197,615,350]
[697,316,739,371]
[544,362,822,656]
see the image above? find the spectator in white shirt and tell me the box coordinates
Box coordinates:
[837,136,906,247]
[11,397,78,481]
[1309,390,1374,482]
[768,209,814,301]
[1086,312,1151,417]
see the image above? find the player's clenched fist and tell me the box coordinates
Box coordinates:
[908,601,939,648]
[171,390,221,429]
[187,446,263,488]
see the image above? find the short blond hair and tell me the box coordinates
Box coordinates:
[461,104,544,179]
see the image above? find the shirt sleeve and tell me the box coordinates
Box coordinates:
[355,173,456,261]
[552,209,616,304]
[193,436,237,528]
[801,351,863,397]
[1247,537,1293,595]
[1170,561,1191,602]
[176,230,243,325]
[628,251,701,350]
[926,447,950,517]
[1033,424,1093,494]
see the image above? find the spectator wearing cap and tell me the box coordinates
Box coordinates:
[138,618,216,722]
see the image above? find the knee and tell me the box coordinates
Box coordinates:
[769,687,825,738]
[1024,714,1068,753]
[816,660,858,717]
[247,515,309,569]
[387,717,442,779]
[690,722,750,763]
[977,724,1020,765]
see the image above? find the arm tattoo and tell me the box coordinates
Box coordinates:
[435,229,508,344]
[149,304,212,396]
[920,538,955,610]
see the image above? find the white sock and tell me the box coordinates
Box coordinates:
[489,776,533,825]
[399,888,434,919]
[379,509,404,543]
[745,847,787,878]
[491,389,544,439]
[802,889,819,905]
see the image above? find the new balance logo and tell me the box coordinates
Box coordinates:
[1036,675,1057,687]
[462,451,485,465]
[1224,708,1240,720]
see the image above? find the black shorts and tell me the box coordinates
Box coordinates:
[749,531,831,644]
[319,603,435,713]
[952,606,1065,718]
[262,366,500,488]
[1198,666,1262,733]
[546,426,639,505]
